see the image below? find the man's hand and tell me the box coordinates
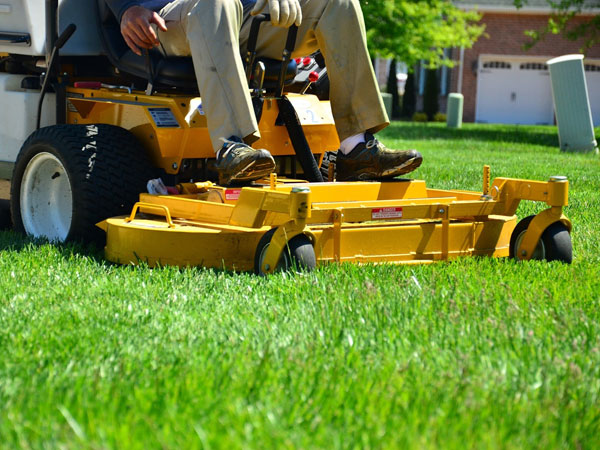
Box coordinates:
[120,6,168,56]
[251,0,302,28]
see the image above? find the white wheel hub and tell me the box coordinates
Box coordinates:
[515,229,546,260]
[20,152,73,241]
[258,242,290,273]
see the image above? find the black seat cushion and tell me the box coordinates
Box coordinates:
[96,0,297,92]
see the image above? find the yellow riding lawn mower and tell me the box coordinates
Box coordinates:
[0,0,572,274]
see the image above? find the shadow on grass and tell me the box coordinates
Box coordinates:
[0,227,249,277]
[0,228,107,264]
[0,198,111,265]
[381,122,560,147]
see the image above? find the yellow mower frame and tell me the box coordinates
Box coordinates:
[97,167,571,274]
[60,85,572,273]
[66,87,339,174]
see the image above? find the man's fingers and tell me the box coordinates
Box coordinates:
[294,4,302,26]
[120,6,162,52]
[289,0,299,27]
[151,12,168,32]
[123,34,142,56]
[269,0,280,25]
[125,27,154,51]
[140,22,159,45]
[279,0,290,27]
[251,0,268,15]
[134,15,160,45]
[128,23,155,47]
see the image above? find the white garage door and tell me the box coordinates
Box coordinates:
[585,63,600,126]
[476,57,554,125]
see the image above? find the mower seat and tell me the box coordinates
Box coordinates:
[96,0,197,90]
[96,0,297,92]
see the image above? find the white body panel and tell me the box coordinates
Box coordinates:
[0,73,55,175]
[0,0,103,56]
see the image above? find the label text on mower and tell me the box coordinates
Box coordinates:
[149,108,180,128]
[372,207,403,219]
[225,189,241,201]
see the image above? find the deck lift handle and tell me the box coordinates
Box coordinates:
[37,0,76,130]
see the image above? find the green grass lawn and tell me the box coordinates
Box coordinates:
[1,123,599,449]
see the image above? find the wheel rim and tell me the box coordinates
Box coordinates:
[514,229,545,260]
[258,242,290,274]
[20,152,73,241]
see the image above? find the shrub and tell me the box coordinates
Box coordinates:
[434,112,447,122]
[412,112,428,122]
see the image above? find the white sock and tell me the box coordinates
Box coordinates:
[339,133,366,155]
[217,138,238,160]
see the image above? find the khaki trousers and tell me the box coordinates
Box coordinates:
[158,0,388,152]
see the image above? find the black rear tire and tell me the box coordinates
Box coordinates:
[509,215,572,263]
[254,228,316,274]
[11,124,155,243]
[0,199,10,230]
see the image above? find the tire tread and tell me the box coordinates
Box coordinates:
[11,124,155,242]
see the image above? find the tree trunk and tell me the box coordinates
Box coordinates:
[386,59,401,119]
[401,71,416,118]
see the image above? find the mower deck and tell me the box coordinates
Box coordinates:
[97,169,570,273]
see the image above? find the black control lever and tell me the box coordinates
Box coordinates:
[36,24,77,129]
[245,14,298,97]
[245,14,270,82]
[55,23,76,49]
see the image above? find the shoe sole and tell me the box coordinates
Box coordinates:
[219,158,275,185]
[380,155,423,178]
[341,155,423,182]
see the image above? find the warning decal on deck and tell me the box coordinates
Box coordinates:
[225,189,241,201]
[149,108,180,128]
[372,207,403,219]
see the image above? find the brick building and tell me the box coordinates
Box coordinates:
[420,0,600,125]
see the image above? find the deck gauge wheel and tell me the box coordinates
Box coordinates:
[509,215,572,263]
[254,228,316,274]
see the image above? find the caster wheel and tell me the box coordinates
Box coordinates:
[510,215,572,263]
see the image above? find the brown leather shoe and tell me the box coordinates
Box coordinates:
[335,133,422,181]
[216,137,275,185]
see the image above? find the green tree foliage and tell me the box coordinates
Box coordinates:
[514,0,599,50]
[360,0,484,68]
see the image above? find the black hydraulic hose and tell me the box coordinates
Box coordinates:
[278,96,323,182]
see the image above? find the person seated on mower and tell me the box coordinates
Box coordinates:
[108,0,423,184]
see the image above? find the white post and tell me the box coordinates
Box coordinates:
[547,54,598,153]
